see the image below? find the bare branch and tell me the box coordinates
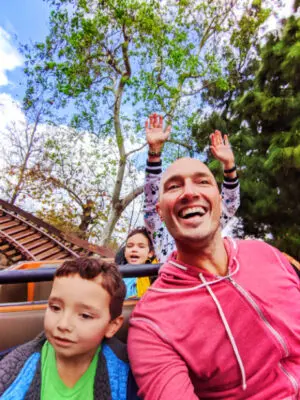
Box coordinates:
[167,138,194,152]
[125,142,147,158]
[121,185,143,210]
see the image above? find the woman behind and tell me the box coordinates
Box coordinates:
[115,227,156,299]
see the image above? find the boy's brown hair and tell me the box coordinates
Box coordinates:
[55,257,126,320]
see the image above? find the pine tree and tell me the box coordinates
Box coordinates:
[193,12,300,259]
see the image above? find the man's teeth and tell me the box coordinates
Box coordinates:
[180,207,206,218]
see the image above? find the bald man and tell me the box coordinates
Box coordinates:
[144,113,240,262]
[128,157,300,399]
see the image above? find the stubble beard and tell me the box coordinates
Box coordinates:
[174,220,222,254]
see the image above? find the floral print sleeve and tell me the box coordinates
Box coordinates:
[144,161,175,263]
[144,161,240,263]
[220,175,240,228]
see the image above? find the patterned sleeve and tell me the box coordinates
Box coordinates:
[220,174,240,229]
[144,161,175,263]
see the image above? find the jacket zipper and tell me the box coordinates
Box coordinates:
[228,276,299,396]
[280,363,299,397]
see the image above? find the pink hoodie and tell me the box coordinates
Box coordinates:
[128,238,300,399]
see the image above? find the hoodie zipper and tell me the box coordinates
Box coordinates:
[279,363,299,397]
[228,276,299,396]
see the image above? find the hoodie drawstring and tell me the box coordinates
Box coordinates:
[199,272,247,391]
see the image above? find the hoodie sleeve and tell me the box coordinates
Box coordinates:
[220,176,240,229]
[271,247,300,287]
[128,318,199,400]
[144,161,175,263]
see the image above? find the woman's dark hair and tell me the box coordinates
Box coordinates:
[127,227,154,252]
[115,226,155,265]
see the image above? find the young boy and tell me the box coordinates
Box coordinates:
[0,257,139,399]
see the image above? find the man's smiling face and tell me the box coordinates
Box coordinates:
[156,158,222,247]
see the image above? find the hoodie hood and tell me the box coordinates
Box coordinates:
[150,237,239,293]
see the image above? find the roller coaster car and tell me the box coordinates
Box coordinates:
[0,260,64,303]
[0,254,299,357]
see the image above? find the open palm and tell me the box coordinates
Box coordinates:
[210,130,235,165]
[145,113,171,150]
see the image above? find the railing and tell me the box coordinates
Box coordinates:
[0,264,162,284]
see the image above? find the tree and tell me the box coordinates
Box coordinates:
[192,9,300,259]
[0,102,46,206]
[29,127,143,242]
[22,0,275,244]
[236,14,300,258]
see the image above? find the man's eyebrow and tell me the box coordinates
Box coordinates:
[163,174,182,188]
[163,172,211,188]
[192,172,212,179]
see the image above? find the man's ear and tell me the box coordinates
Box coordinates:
[105,315,124,338]
[156,202,164,221]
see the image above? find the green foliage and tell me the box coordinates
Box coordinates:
[193,14,300,259]
[21,0,279,244]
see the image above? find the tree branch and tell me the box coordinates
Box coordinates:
[121,185,143,210]
[167,138,194,152]
[125,142,147,158]
[122,24,131,77]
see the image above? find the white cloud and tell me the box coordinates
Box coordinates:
[0,93,25,132]
[0,27,23,86]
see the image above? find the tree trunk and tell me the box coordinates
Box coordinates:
[101,204,122,246]
[101,185,143,245]
[78,200,94,239]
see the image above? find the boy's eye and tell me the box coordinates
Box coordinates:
[49,304,60,312]
[80,313,93,320]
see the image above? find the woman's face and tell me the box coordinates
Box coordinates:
[124,233,153,264]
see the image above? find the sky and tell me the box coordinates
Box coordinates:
[0,0,51,131]
[0,0,50,96]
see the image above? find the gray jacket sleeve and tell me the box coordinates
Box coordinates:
[0,333,44,397]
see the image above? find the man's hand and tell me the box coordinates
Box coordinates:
[210,130,235,170]
[145,113,171,153]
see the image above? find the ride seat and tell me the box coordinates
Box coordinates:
[0,283,27,303]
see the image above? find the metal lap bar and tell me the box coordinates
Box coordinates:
[0,264,162,284]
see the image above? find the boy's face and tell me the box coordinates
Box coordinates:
[44,274,123,361]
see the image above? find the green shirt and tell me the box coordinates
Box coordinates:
[41,341,100,400]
